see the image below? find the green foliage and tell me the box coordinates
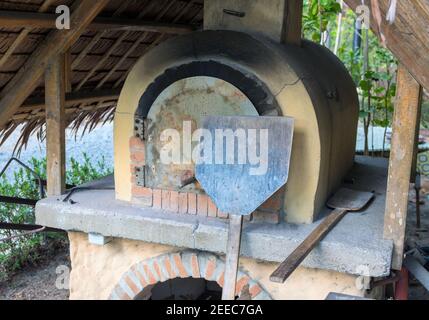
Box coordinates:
[67,153,112,186]
[303,0,342,43]
[0,153,112,282]
[303,0,400,154]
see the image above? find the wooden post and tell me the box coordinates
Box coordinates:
[64,49,72,93]
[411,92,423,183]
[45,55,66,196]
[281,0,303,46]
[384,64,422,270]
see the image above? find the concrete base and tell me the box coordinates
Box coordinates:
[36,156,393,278]
[68,232,367,300]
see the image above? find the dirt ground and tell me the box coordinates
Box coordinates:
[0,248,70,300]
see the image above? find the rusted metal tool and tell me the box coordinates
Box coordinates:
[270,188,374,283]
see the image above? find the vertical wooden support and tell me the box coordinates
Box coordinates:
[45,55,66,197]
[411,92,423,183]
[281,0,303,46]
[64,49,72,93]
[384,64,422,270]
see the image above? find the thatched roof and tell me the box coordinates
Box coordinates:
[0,0,203,153]
[0,0,428,153]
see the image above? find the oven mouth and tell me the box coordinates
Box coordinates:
[134,61,282,192]
[136,60,281,119]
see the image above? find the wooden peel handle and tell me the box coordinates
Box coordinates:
[222,215,244,300]
[270,208,348,283]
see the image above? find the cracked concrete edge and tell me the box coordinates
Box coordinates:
[36,200,392,277]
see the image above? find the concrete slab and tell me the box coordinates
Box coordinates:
[36,156,393,277]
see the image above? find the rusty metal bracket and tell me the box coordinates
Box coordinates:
[134,117,146,141]
[135,166,145,187]
[369,272,400,290]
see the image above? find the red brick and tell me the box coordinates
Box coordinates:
[131,187,153,207]
[217,271,225,287]
[130,165,137,183]
[129,136,145,151]
[153,189,162,209]
[235,276,250,296]
[130,150,145,164]
[207,198,217,217]
[249,284,262,298]
[205,258,216,279]
[259,188,284,211]
[131,186,152,198]
[190,254,200,278]
[124,275,140,295]
[188,193,197,215]
[252,211,280,224]
[143,264,157,284]
[161,190,170,210]
[116,286,132,300]
[163,256,176,278]
[131,265,147,287]
[169,191,179,213]
[173,254,188,278]
[152,260,163,281]
[197,194,208,216]
[217,210,229,219]
[178,193,188,214]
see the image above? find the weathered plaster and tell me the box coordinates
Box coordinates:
[68,232,365,300]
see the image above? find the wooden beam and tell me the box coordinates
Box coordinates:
[95,0,184,89]
[0,10,195,34]
[75,32,129,91]
[45,55,66,196]
[343,0,429,92]
[91,17,194,34]
[411,95,423,183]
[0,0,109,129]
[112,1,201,89]
[384,64,423,270]
[281,0,303,46]
[74,0,176,91]
[0,0,55,69]
[20,88,121,111]
[12,101,116,122]
[70,0,149,72]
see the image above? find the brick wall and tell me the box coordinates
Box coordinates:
[110,250,271,300]
[129,136,283,223]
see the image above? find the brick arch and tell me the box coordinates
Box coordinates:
[109,250,271,300]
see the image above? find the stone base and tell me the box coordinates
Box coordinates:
[36,157,394,278]
[69,232,368,300]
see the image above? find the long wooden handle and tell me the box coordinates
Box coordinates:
[222,214,244,300]
[270,208,348,283]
